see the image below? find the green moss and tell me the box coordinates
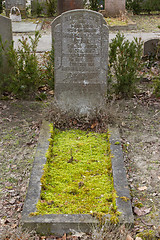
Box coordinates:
[35,127,118,217]
[137,230,156,240]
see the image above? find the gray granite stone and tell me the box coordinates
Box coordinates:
[0,15,12,75]
[144,38,160,57]
[51,10,109,117]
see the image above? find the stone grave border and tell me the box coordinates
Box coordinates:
[109,23,137,31]
[22,121,134,236]
[12,20,44,33]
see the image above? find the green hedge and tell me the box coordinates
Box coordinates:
[0,0,3,14]
[126,0,160,14]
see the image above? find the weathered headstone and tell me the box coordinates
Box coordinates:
[51,10,109,116]
[0,15,12,75]
[57,0,83,15]
[105,0,125,17]
[144,39,160,57]
[5,0,26,17]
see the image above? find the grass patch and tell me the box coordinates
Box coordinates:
[104,17,129,26]
[35,126,118,217]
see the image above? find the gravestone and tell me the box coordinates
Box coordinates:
[51,10,109,116]
[144,39,160,57]
[0,15,12,75]
[105,0,125,17]
[57,0,83,15]
[5,0,26,17]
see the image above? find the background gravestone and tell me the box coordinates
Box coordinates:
[144,39,160,58]
[0,15,12,75]
[105,0,125,17]
[57,0,83,15]
[5,0,26,17]
[51,10,109,116]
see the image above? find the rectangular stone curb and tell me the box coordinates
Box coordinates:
[12,20,44,33]
[22,121,134,236]
[109,23,137,31]
[109,127,134,224]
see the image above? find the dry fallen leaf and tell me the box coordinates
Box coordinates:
[138,186,147,191]
[126,234,134,240]
[49,90,54,95]
[134,206,152,216]
[91,121,98,129]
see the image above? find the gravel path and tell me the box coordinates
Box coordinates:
[13,31,160,52]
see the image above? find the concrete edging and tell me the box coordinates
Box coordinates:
[109,23,137,31]
[12,20,44,33]
[22,121,134,236]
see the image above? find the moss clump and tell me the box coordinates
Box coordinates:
[137,230,156,240]
[36,127,118,216]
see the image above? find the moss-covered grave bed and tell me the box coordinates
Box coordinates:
[34,126,118,219]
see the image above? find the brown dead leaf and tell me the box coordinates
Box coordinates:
[9,199,16,204]
[138,186,147,191]
[11,223,17,229]
[91,121,98,129]
[134,206,152,216]
[73,120,77,125]
[62,234,67,240]
[2,105,7,110]
[49,90,54,95]
[126,234,133,240]
[39,86,48,91]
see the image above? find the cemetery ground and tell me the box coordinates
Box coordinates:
[0,77,160,240]
[0,15,160,240]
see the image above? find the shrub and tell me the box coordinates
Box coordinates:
[0,32,42,98]
[153,78,160,97]
[126,0,142,14]
[126,0,160,14]
[0,0,3,13]
[85,0,101,11]
[41,47,55,90]
[109,32,143,98]
[142,0,160,13]
[0,32,55,99]
[46,0,57,17]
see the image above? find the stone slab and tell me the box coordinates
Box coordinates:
[109,127,134,223]
[0,15,12,74]
[109,23,137,31]
[51,10,109,117]
[22,121,134,236]
[144,38,160,57]
[12,20,43,33]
